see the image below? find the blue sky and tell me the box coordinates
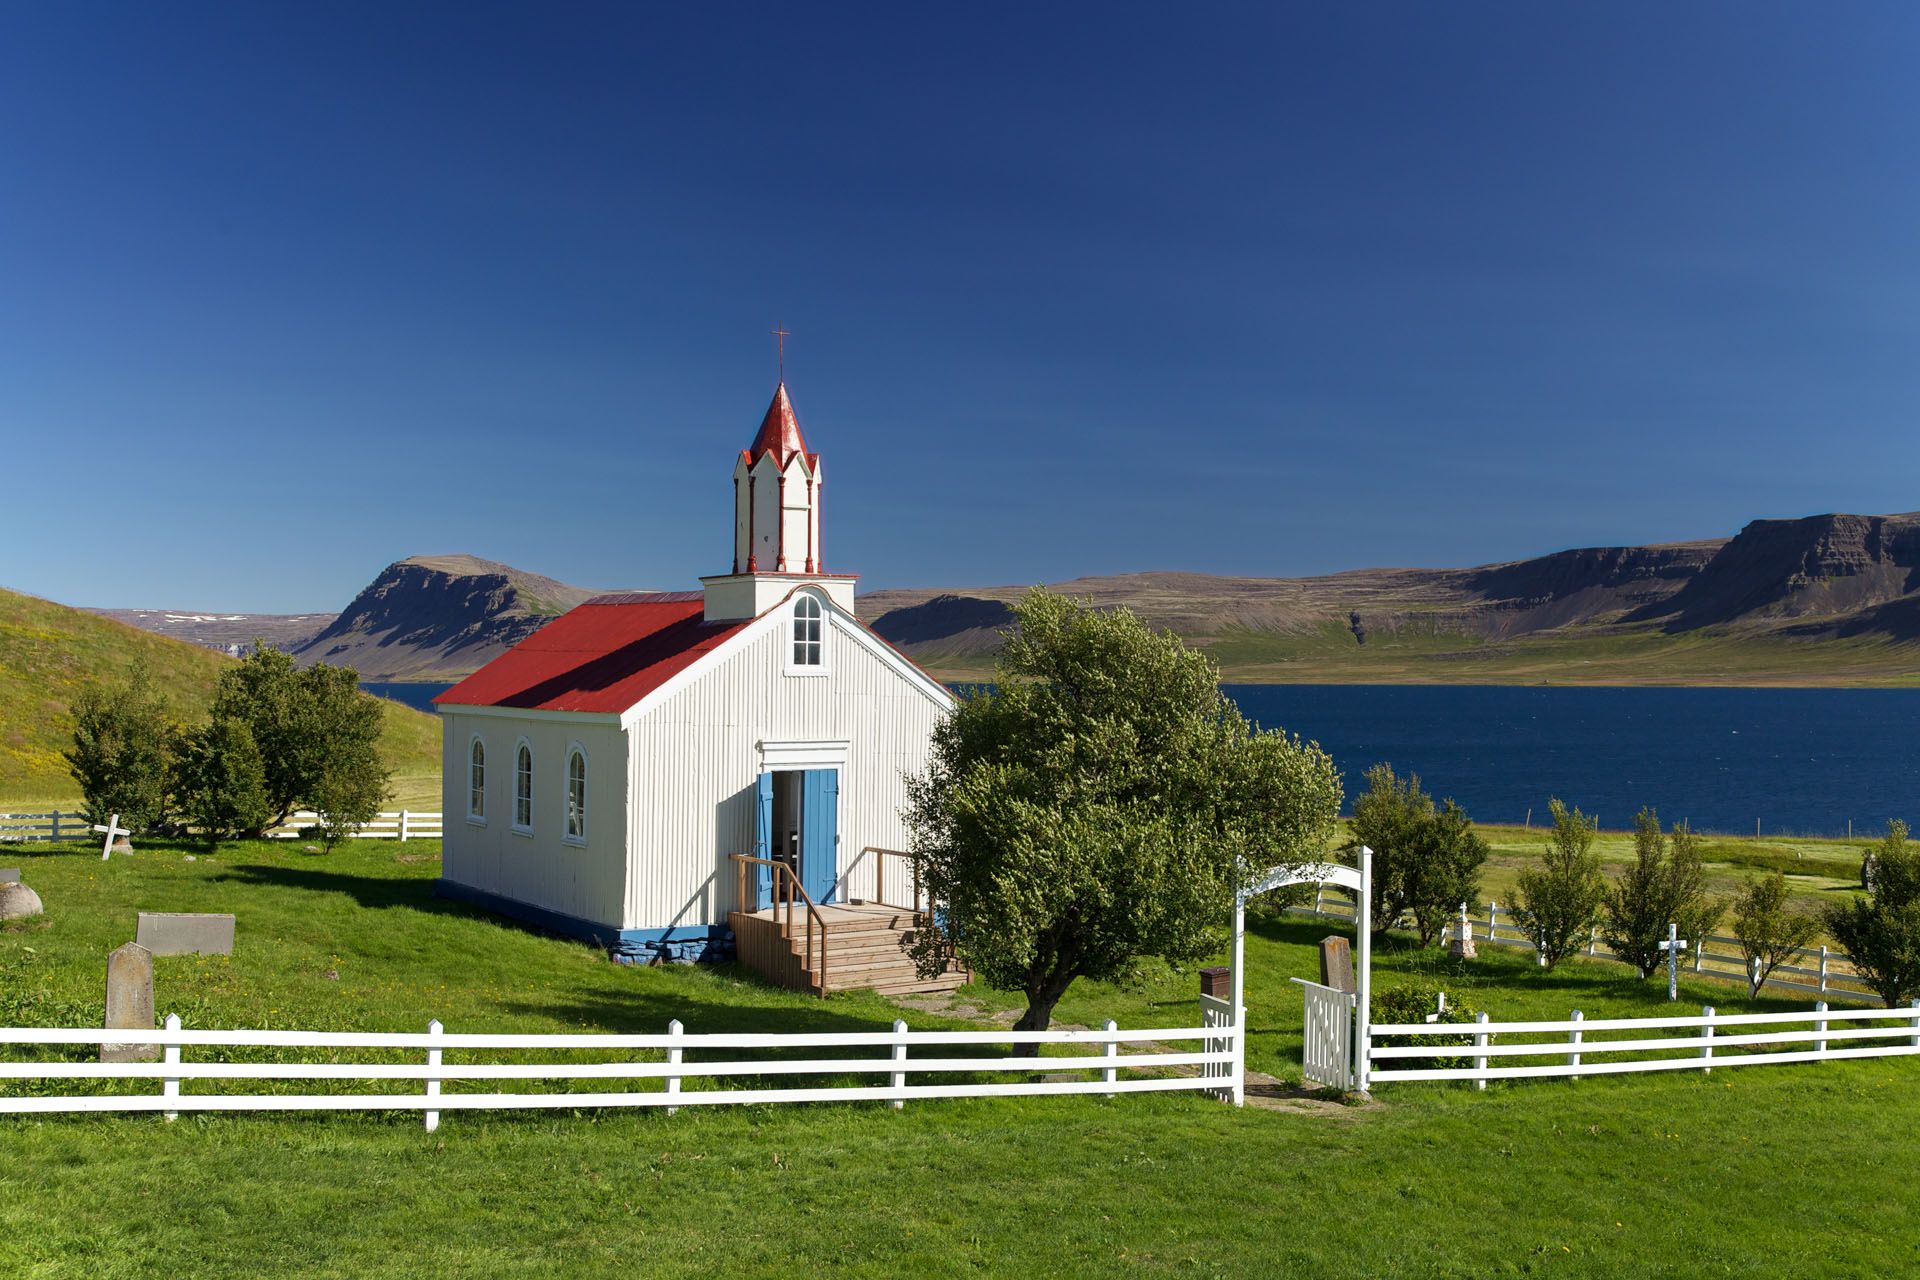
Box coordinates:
[3,3,1918,612]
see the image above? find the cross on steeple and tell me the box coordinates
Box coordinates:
[771,324,791,378]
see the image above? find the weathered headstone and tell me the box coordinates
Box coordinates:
[1319,935,1355,993]
[1198,966,1231,998]
[0,881,42,920]
[135,912,236,956]
[102,942,158,1063]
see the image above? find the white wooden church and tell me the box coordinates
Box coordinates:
[434,382,956,980]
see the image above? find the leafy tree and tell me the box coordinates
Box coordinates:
[905,589,1343,1045]
[1514,799,1606,971]
[171,717,273,847]
[208,647,389,834]
[63,662,173,831]
[1823,820,1920,1008]
[1732,872,1820,998]
[1348,764,1488,945]
[1601,808,1724,979]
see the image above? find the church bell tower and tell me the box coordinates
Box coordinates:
[700,381,858,623]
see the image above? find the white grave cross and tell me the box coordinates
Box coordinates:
[92,813,129,861]
[1658,922,1688,1001]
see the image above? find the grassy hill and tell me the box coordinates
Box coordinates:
[3,833,1917,1275]
[0,586,440,806]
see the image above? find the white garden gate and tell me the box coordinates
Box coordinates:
[1294,979,1358,1091]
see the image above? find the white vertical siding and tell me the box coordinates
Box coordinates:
[623,615,948,931]
[439,712,631,926]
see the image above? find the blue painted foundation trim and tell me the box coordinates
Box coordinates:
[434,879,734,965]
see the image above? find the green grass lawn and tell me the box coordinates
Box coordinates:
[4,836,1919,1277]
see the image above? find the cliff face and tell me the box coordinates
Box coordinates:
[293,556,598,681]
[1634,513,1920,636]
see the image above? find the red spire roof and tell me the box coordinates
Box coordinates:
[745,381,811,468]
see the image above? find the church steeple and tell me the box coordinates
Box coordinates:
[733,381,822,577]
[703,366,856,625]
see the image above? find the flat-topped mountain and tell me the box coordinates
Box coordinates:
[858,512,1920,685]
[292,556,601,681]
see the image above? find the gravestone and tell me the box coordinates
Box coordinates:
[102,942,158,1063]
[1863,851,1877,893]
[1319,935,1355,993]
[1449,901,1477,959]
[0,881,42,920]
[1198,966,1231,998]
[136,912,235,956]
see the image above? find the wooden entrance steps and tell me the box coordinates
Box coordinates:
[729,902,969,997]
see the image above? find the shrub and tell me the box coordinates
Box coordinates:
[63,662,173,832]
[1349,764,1490,945]
[171,717,273,847]
[206,647,390,836]
[1514,799,1606,971]
[1374,981,1484,1071]
[1823,820,1920,1008]
[1732,872,1820,998]
[1601,808,1723,979]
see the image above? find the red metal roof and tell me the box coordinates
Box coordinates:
[433,594,749,714]
[744,382,813,469]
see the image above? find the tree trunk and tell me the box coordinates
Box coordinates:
[1012,971,1078,1057]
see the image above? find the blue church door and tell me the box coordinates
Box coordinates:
[800,768,839,905]
[753,769,839,909]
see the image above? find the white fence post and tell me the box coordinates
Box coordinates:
[1103,1019,1118,1097]
[424,1019,442,1133]
[1313,885,1323,916]
[1699,1005,1715,1073]
[1693,939,1703,973]
[1588,926,1597,958]
[1473,1011,1490,1091]
[1910,999,1920,1049]
[1488,901,1498,942]
[399,810,411,842]
[890,1019,908,1110]
[1814,1000,1828,1056]
[1819,946,1829,995]
[1568,1009,1583,1081]
[50,811,60,841]
[666,1018,683,1116]
[163,1013,180,1122]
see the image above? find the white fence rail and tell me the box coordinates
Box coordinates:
[0,1018,1237,1127]
[1292,889,1880,1003]
[2,810,444,844]
[265,810,443,841]
[0,812,77,843]
[1370,1001,1920,1087]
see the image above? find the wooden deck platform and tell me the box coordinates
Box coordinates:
[729,901,968,996]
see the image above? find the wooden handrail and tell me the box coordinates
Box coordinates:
[867,847,926,914]
[730,853,831,993]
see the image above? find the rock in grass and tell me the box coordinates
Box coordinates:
[0,881,43,920]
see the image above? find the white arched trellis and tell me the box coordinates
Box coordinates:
[1228,845,1373,1101]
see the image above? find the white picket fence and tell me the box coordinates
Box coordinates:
[1293,888,1880,1003]
[1294,978,1358,1090]
[0,812,78,843]
[1370,1001,1920,1087]
[1,810,444,844]
[0,1018,1237,1128]
[265,810,443,841]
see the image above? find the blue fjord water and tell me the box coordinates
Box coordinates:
[363,681,1919,838]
